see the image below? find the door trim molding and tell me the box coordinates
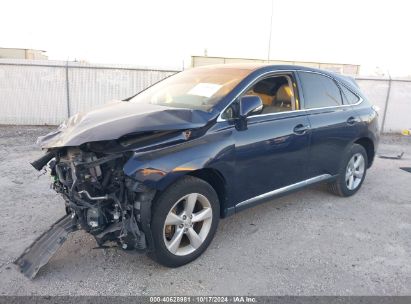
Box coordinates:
[235,174,333,210]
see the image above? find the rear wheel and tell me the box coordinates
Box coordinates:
[328,144,368,197]
[149,176,219,267]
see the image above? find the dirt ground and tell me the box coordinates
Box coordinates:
[0,125,410,295]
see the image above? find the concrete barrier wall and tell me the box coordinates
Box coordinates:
[0,59,409,132]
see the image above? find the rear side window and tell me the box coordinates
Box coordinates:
[298,72,342,109]
[340,85,360,104]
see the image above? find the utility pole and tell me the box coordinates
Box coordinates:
[267,0,274,62]
[381,71,392,134]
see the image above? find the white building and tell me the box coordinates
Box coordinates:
[0,47,47,60]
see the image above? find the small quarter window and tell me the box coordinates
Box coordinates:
[298,72,342,109]
[340,85,360,105]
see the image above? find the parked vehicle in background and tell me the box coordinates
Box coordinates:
[16,64,379,278]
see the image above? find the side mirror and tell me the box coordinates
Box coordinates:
[239,96,263,118]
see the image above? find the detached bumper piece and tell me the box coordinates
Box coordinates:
[14,214,78,279]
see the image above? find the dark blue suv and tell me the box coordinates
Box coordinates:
[17,64,379,277]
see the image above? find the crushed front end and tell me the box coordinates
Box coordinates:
[15,146,156,279]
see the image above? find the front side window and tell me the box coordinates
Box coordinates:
[298,72,342,109]
[130,67,252,111]
[244,75,296,115]
[221,75,298,120]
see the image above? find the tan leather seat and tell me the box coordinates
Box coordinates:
[274,84,293,108]
[260,84,294,114]
[246,90,272,106]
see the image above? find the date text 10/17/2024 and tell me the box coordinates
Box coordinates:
[149,297,257,303]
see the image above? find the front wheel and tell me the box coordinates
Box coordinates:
[149,176,219,267]
[328,144,368,197]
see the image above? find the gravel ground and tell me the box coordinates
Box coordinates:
[0,125,410,296]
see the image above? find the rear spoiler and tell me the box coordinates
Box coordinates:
[339,75,360,89]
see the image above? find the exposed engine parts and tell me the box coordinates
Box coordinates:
[15,146,157,279]
[50,147,154,251]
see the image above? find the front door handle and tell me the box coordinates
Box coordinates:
[347,116,359,125]
[293,124,310,135]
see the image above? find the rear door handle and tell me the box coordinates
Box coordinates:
[293,124,310,135]
[347,116,359,125]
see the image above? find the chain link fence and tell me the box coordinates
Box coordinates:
[0,59,178,125]
[0,59,410,133]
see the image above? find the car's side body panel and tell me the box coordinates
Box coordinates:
[121,65,379,217]
[232,108,311,203]
[304,105,357,177]
[123,126,235,188]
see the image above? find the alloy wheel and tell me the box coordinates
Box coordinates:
[345,153,365,190]
[163,193,213,256]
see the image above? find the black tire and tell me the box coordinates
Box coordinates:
[328,144,368,197]
[149,176,219,267]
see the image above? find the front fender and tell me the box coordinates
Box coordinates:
[123,130,235,191]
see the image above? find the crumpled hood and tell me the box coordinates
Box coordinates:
[37,100,215,149]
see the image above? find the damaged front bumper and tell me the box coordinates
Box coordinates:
[16,147,157,279]
[14,215,78,279]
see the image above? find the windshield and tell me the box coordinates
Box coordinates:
[129,67,252,111]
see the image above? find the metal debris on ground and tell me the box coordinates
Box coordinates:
[379,152,404,160]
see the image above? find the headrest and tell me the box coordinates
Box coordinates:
[276,84,293,102]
